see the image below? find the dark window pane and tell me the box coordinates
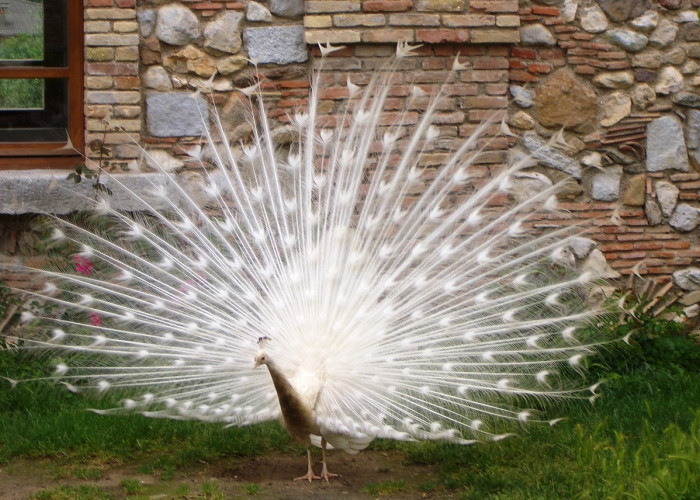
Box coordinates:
[0,77,67,143]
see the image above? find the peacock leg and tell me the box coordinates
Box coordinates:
[294,446,320,482]
[320,437,340,481]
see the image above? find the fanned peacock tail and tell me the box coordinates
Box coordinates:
[7,45,613,445]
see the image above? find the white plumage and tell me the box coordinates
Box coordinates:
[8,45,611,480]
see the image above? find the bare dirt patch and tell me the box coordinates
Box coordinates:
[0,450,448,499]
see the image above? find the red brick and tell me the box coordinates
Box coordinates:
[572,33,594,41]
[532,5,559,16]
[416,29,470,43]
[665,241,692,249]
[509,70,537,82]
[540,48,565,59]
[510,60,527,69]
[574,65,596,75]
[86,62,138,76]
[113,76,139,89]
[87,0,112,6]
[634,242,664,250]
[528,62,552,73]
[511,47,536,59]
[606,61,631,70]
[474,58,509,70]
[317,87,350,99]
[470,0,518,13]
[190,2,224,10]
[114,0,136,7]
[363,0,412,12]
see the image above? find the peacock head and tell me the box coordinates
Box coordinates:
[253,336,271,369]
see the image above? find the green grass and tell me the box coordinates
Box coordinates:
[2,301,700,498]
[0,33,44,109]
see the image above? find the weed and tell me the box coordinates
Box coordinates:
[200,479,225,499]
[32,485,112,500]
[118,478,143,496]
[242,482,260,495]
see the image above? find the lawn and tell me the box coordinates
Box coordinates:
[1,302,699,499]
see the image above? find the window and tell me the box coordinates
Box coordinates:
[0,0,83,167]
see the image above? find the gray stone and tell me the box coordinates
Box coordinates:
[143,66,172,91]
[510,171,553,203]
[204,11,244,54]
[656,180,679,216]
[246,1,273,22]
[569,237,597,259]
[675,10,700,23]
[560,0,578,23]
[669,203,700,231]
[591,172,621,201]
[510,85,534,108]
[606,29,648,53]
[664,47,685,66]
[269,0,304,19]
[655,66,684,94]
[595,0,652,22]
[582,249,621,279]
[672,92,700,107]
[137,9,156,37]
[592,71,634,88]
[674,268,700,291]
[0,171,176,214]
[687,110,700,149]
[156,4,200,46]
[146,92,209,137]
[243,26,308,64]
[646,116,690,172]
[600,91,631,127]
[649,19,679,48]
[520,23,556,46]
[644,199,663,225]
[580,4,608,33]
[630,10,659,33]
[522,131,582,179]
[631,83,656,109]
[631,50,662,69]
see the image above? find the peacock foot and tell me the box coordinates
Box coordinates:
[293,471,321,482]
[320,467,340,482]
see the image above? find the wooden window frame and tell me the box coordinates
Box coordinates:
[0,1,83,169]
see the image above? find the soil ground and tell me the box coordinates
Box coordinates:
[0,450,445,499]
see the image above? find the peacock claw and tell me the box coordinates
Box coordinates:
[321,471,340,482]
[294,472,321,482]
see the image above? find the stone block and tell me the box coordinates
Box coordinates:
[85,34,140,47]
[646,116,691,172]
[470,29,519,44]
[0,171,175,215]
[244,26,308,64]
[306,1,361,14]
[305,29,361,44]
[270,0,304,18]
[334,13,386,27]
[146,92,208,137]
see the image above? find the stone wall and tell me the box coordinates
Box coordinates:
[4,0,700,305]
[505,0,700,300]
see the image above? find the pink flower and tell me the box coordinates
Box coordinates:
[89,312,102,326]
[74,255,93,276]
